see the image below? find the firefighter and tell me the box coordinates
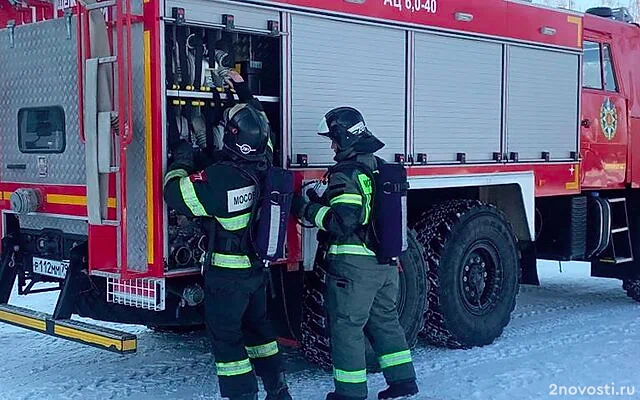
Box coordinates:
[198,70,274,167]
[163,72,292,400]
[291,107,419,400]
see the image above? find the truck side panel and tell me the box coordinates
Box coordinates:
[164,0,280,29]
[0,0,54,27]
[506,46,579,161]
[16,214,88,236]
[0,16,152,275]
[259,0,580,50]
[0,18,84,185]
[289,15,406,165]
[413,33,502,163]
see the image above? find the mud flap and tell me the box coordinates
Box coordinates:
[53,242,87,320]
[519,240,540,286]
[0,235,18,304]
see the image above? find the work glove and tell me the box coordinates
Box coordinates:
[306,188,323,204]
[291,194,309,220]
[305,180,328,204]
[171,140,195,172]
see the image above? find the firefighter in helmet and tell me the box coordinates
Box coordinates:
[163,71,292,400]
[291,107,419,400]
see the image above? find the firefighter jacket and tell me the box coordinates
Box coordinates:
[164,158,264,269]
[301,153,378,258]
[164,80,274,269]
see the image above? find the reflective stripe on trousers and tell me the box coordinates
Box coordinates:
[378,349,413,369]
[216,358,253,376]
[245,340,279,359]
[334,368,367,384]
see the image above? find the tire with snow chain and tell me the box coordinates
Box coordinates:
[299,231,428,371]
[622,278,640,302]
[414,199,520,348]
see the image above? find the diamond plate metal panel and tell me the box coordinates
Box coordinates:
[132,0,143,16]
[0,18,85,185]
[17,214,88,236]
[125,24,149,272]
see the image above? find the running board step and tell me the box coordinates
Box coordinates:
[596,197,634,264]
[0,304,136,354]
[599,257,634,264]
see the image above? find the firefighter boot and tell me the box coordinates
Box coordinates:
[377,380,419,399]
[263,371,293,400]
[325,392,366,400]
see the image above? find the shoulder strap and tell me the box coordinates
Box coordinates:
[328,160,369,177]
[329,159,376,187]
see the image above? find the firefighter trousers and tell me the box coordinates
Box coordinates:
[204,266,284,398]
[325,254,417,399]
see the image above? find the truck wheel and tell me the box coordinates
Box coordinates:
[622,278,640,302]
[414,199,520,348]
[299,231,428,371]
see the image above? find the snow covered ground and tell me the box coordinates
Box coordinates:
[0,261,639,400]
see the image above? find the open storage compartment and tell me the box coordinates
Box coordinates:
[162,7,283,271]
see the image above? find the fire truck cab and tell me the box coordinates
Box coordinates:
[0,0,639,368]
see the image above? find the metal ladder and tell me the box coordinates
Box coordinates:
[599,197,634,264]
[77,0,142,279]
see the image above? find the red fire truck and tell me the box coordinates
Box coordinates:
[0,0,54,27]
[0,0,639,368]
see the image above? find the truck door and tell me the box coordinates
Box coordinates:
[580,37,628,188]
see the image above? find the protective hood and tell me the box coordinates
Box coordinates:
[334,133,385,162]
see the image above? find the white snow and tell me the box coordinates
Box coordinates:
[0,261,639,400]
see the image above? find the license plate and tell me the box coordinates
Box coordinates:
[32,257,69,279]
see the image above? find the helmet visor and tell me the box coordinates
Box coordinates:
[317,116,330,135]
